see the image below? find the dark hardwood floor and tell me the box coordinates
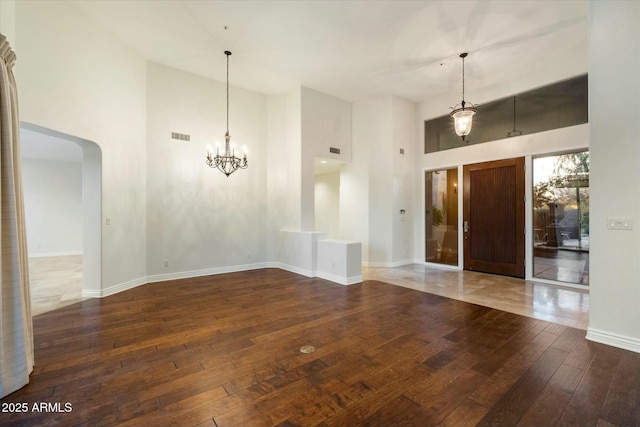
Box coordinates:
[1,269,638,427]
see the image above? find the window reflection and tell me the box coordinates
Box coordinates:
[533,151,589,286]
[425,169,458,265]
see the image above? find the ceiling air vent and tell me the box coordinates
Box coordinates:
[329,147,340,154]
[171,132,190,142]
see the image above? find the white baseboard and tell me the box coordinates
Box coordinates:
[362,259,414,268]
[29,251,83,258]
[423,261,461,271]
[83,275,147,298]
[276,263,315,278]
[85,261,367,298]
[316,271,362,285]
[84,262,269,298]
[586,328,640,354]
[147,262,269,284]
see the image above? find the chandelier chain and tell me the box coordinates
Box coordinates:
[461,54,465,102]
[226,51,230,134]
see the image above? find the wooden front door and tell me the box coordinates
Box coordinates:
[463,157,525,278]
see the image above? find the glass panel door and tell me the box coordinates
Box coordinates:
[532,151,589,285]
[425,169,458,265]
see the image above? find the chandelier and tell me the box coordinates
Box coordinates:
[206,50,248,177]
[450,52,478,141]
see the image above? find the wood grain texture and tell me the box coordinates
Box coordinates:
[463,157,526,278]
[0,269,636,426]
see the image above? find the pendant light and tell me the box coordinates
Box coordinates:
[206,50,248,177]
[450,52,477,141]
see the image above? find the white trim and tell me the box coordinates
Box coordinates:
[586,328,640,354]
[424,261,461,271]
[83,261,369,298]
[276,263,315,278]
[84,263,270,298]
[362,259,414,268]
[316,271,363,285]
[84,276,147,298]
[81,289,102,298]
[29,251,82,258]
[147,262,269,284]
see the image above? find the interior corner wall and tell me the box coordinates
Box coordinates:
[15,0,147,290]
[146,62,267,275]
[587,0,640,351]
[266,89,302,262]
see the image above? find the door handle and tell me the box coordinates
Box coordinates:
[463,221,469,232]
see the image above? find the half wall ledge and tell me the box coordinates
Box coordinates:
[316,239,362,285]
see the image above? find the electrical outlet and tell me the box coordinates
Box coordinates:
[164,260,169,267]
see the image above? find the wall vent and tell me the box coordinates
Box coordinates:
[329,147,341,154]
[171,132,191,142]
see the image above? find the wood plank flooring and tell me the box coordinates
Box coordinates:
[1,269,638,427]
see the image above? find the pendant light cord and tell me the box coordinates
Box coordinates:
[462,55,465,102]
[459,52,468,107]
[225,51,230,135]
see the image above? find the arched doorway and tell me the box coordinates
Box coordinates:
[20,122,102,308]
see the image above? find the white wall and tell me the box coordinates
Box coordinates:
[586,1,640,352]
[348,95,416,266]
[314,171,340,239]
[146,62,267,275]
[351,96,391,264]
[266,90,302,262]
[301,87,352,231]
[392,97,416,264]
[339,125,370,261]
[22,158,82,257]
[0,0,15,43]
[15,0,147,292]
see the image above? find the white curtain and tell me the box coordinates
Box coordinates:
[0,33,34,399]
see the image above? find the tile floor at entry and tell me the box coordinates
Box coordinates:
[29,256,589,330]
[29,255,84,316]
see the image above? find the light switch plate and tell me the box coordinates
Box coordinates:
[607,217,633,230]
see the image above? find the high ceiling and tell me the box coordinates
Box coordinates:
[69,0,588,103]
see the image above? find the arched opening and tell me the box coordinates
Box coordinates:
[20,122,102,310]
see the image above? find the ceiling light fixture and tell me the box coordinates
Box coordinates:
[206,50,248,177]
[450,52,477,141]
